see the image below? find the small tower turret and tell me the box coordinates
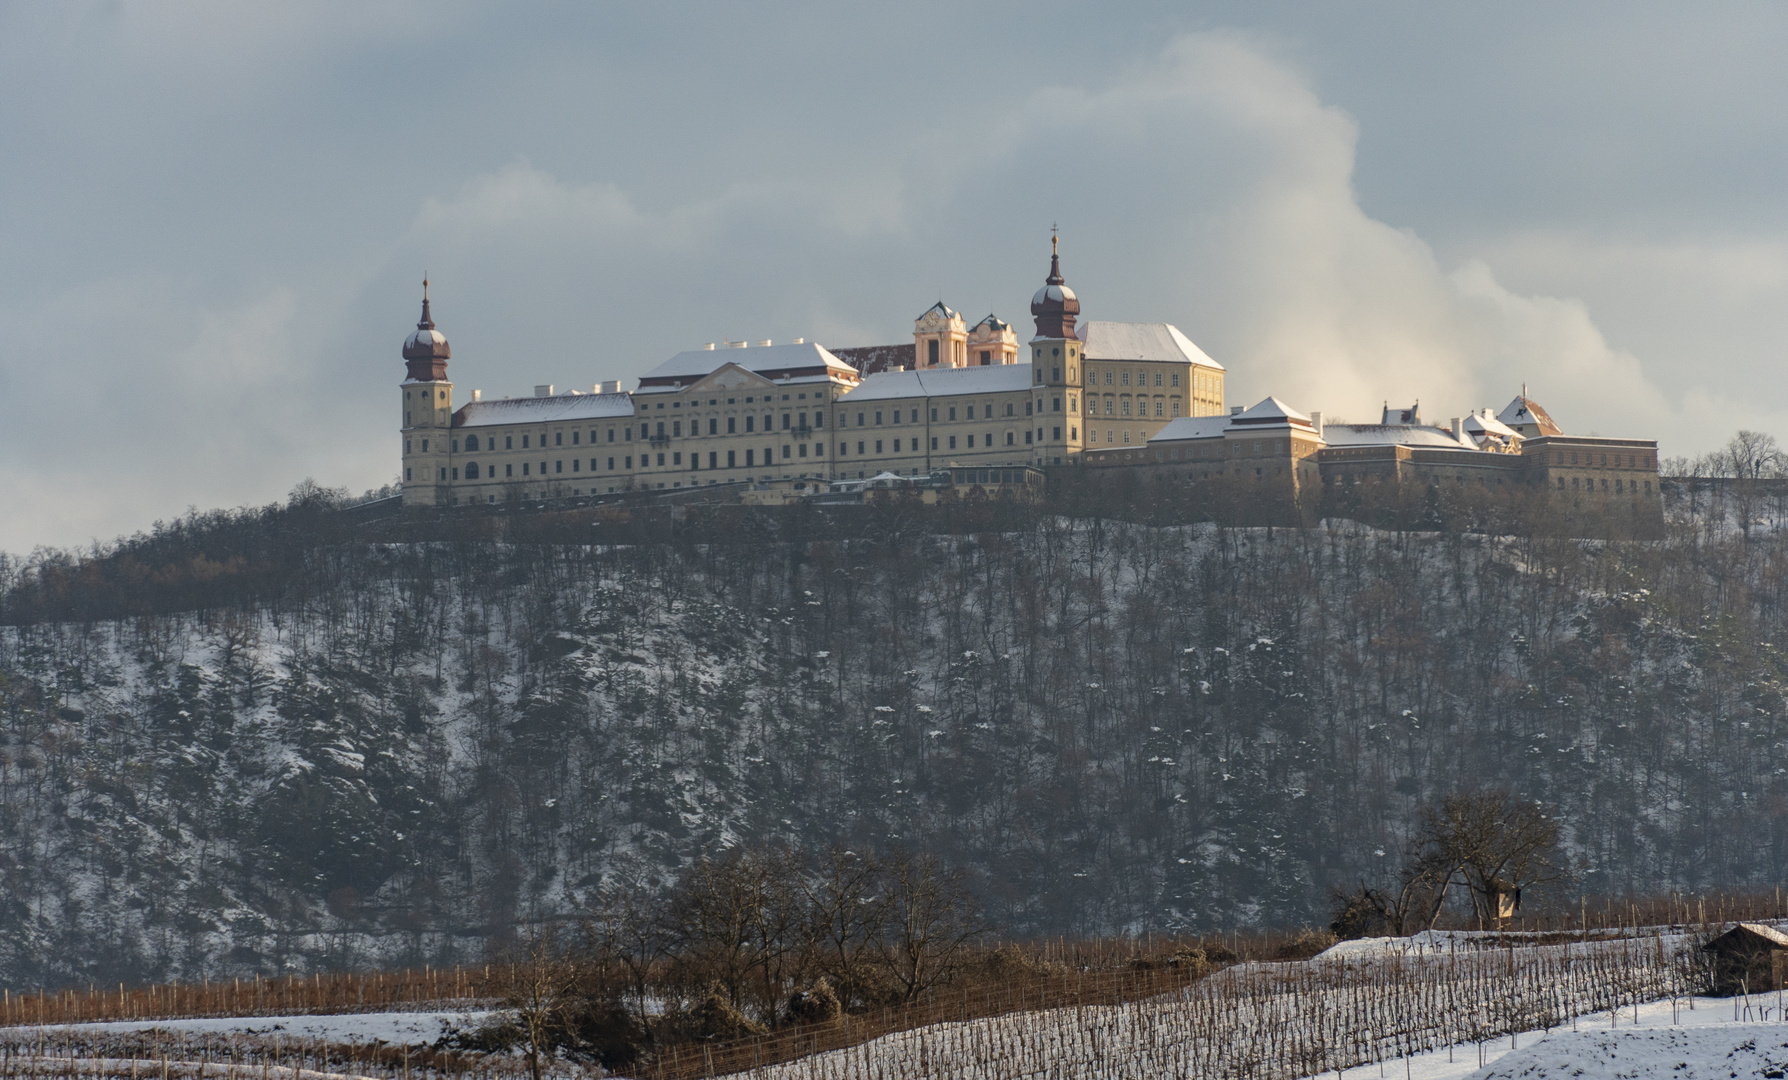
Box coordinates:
[1028,231,1083,464]
[400,280,455,507]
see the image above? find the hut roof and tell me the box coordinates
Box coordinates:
[1704,923,1788,951]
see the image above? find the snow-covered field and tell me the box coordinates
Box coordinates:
[1330,996,1788,1080]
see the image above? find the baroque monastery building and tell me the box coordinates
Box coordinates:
[397,240,1659,517]
[399,241,1225,506]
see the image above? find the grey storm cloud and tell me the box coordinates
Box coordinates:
[3,1,1788,551]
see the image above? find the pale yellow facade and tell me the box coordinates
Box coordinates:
[397,252,1226,506]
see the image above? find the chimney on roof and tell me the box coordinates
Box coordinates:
[471,389,482,402]
[1451,417,1464,442]
[793,337,805,344]
[703,343,715,350]
[534,384,553,398]
[1309,410,1323,439]
[755,339,772,347]
[1230,405,1243,416]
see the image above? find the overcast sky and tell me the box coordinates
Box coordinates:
[4,1,1788,552]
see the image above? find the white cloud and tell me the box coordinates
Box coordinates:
[4,25,1774,551]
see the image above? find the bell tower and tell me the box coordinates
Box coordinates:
[400,280,454,507]
[1028,231,1083,464]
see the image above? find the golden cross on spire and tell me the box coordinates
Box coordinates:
[1051,223,1058,255]
[423,276,429,300]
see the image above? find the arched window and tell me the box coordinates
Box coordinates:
[464,434,480,451]
[465,461,480,479]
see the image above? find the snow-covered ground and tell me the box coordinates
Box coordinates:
[1322,995,1781,1080]
[1,1009,499,1047]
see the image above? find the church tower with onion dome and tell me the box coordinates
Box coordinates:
[400,280,454,507]
[1029,233,1083,464]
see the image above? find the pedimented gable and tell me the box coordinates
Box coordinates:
[687,362,775,393]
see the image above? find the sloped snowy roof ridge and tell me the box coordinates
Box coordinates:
[1232,396,1313,426]
[1497,394,1562,435]
[1077,321,1222,370]
[454,392,635,428]
[640,341,856,383]
[841,362,1034,402]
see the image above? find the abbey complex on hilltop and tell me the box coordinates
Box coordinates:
[398,240,1661,516]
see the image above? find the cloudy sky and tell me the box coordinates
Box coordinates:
[3,1,1787,552]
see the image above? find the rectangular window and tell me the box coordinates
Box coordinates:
[1025,431,1032,444]
[555,432,562,446]
[406,467,412,481]
[746,449,755,467]
[930,408,938,421]
[674,452,683,465]
[522,463,530,476]
[1053,427,1061,439]
[656,453,665,466]
[876,440,884,453]
[451,467,458,480]
[1006,432,1014,445]
[421,438,429,452]
[1053,398,1061,412]
[967,434,974,447]
[782,414,791,430]
[673,421,682,436]
[522,435,530,448]
[727,450,736,468]
[948,407,956,420]
[948,436,956,449]
[815,442,824,455]
[892,438,900,452]
[1172,372,1180,387]
[876,411,884,425]
[799,444,808,457]
[931,437,938,449]
[555,460,563,473]
[782,445,791,459]
[572,459,580,472]
[505,464,513,477]
[857,441,865,454]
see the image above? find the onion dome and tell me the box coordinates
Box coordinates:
[403,279,450,381]
[1029,234,1080,339]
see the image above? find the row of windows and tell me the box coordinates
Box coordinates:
[1558,476,1653,494]
[1552,450,1653,468]
[1089,369,1184,387]
[1096,398,1178,417]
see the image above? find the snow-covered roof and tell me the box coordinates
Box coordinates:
[1322,423,1479,450]
[1148,416,1231,443]
[453,392,635,429]
[1032,282,1077,306]
[404,326,447,352]
[840,362,1035,402]
[971,313,1011,331]
[1230,396,1315,429]
[1723,923,1788,948]
[1078,321,1222,370]
[639,342,855,383]
[1463,409,1522,440]
[1496,395,1562,436]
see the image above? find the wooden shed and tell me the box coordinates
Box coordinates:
[1702,922,1788,996]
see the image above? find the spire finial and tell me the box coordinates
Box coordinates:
[1051,223,1058,257]
[417,277,435,330]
